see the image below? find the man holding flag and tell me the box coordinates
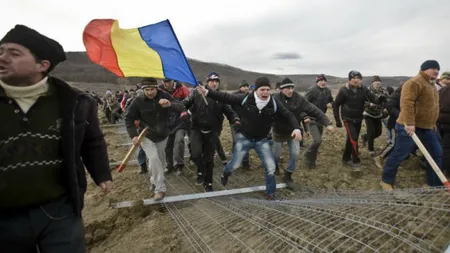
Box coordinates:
[125,78,184,200]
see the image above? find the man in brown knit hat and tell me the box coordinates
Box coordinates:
[381,60,443,190]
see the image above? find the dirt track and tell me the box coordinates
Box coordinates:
[79,99,446,253]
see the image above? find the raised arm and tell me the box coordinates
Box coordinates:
[206,89,247,105]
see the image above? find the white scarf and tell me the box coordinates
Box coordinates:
[254,92,270,110]
[0,77,49,113]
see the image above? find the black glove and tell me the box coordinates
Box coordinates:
[336,121,343,128]
[232,121,241,132]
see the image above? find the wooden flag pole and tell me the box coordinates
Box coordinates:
[116,127,149,173]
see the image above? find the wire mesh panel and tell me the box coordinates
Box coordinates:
[113,126,450,253]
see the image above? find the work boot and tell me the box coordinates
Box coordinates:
[165,165,175,174]
[221,171,232,186]
[154,192,165,201]
[204,183,213,192]
[139,163,148,174]
[352,163,361,172]
[175,164,184,176]
[274,165,280,176]
[342,159,353,167]
[380,181,393,191]
[283,171,295,191]
[196,173,204,185]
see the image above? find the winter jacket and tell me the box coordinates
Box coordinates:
[386,85,402,129]
[125,91,184,142]
[363,86,390,118]
[333,83,380,123]
[206,90,301,140]
[304,85,333,113]
[273,92,330,138]
[397,72,439,129]
[0,77,111,216]
[438,85,450,131]
[184,89,239,132]
[159,83,190,133]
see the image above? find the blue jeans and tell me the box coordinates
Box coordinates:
[272,139,300,173]
[137,145,147,167]
[225,133,276,195]
[382,123,442,186]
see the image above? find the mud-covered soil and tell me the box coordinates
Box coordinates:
[82,97,439,253]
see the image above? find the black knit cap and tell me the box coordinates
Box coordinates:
[420,60,440,71]
[0,25,66,72]
[280,78,295,89]
[140,77,158,89]
[239,80,249,87]
[348,70,362,80]
[255,77,271,90]
[316,74,327,83]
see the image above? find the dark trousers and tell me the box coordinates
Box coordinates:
[0,196,85,253]
[214,129,227,161]
[440,129,450,176]
[382,124,442,186]
[364,117,383,152]
[343,119,362,164]
[190,129,216,185]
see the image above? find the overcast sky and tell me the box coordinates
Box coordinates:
[2,0,449,76]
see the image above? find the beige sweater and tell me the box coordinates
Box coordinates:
[0,77,49,113]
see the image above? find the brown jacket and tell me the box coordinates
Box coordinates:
[397,71,439,129]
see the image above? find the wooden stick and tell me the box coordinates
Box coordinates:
[116,127,149,173]
[409,130,450,191]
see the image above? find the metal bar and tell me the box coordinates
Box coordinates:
[111,183,287,208]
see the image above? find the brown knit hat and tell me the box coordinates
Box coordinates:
[372,75,382,83]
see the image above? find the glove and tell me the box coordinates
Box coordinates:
[336,121,343,128]
[232,121,241,132]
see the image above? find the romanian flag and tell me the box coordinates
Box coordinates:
[82,19,197,85]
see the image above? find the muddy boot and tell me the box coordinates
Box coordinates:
[352,163,361,172]
[380,181,393,191]
[204,183,213,192]
[175,164,184,176]
[283,171,295,191]
[304,151,317,169]
[196,173,204,185]
[165,165,175,174]
[221,171,232,186]
[274,165,280,176]
[139,163,148,174]
[154,192,165,201]
[342,159,353,167]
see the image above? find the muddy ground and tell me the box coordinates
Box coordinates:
[82,94,435,253]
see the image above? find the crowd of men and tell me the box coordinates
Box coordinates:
[0,25,449,252]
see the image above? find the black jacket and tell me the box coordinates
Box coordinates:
[273,92,330,136]
[304,85,334,113]
[206,90,301,139]
[125,91,184,142]
[184,89,239,132]
[26,77,111,216]
[333,83,379,122]
[159,83,190,133]
[386,85,402,129]
[438,86,450,131]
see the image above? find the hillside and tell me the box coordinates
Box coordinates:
[53,52,409,91]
